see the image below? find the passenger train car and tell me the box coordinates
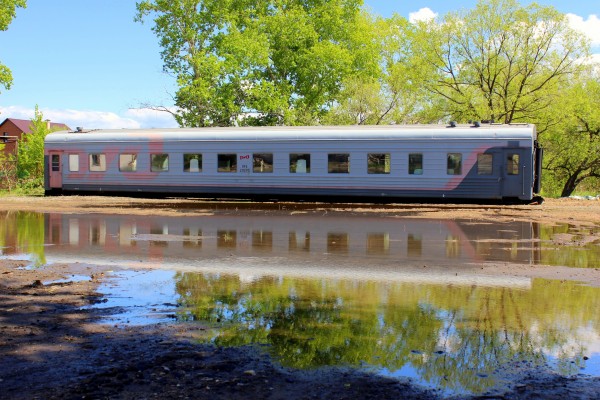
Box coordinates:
[44,124,542,201]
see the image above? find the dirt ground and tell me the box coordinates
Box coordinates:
[2,195,600,225]
[1,196,600,399]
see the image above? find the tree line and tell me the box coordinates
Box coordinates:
[1,0,598,196]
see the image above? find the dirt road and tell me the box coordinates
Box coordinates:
[3,195,600,225]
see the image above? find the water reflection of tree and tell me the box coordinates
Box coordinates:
[174,272,600,393]
[0,211,46,266]
[539,224,600,268]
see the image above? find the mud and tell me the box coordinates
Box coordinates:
[2,195,600,225]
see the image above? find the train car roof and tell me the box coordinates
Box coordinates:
[45,124,536,143]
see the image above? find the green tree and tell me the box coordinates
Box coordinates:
[0,0,26,94]
[0,143,17,191]
[136,0,375,126]
[415,0,589,125]
[15,106,52,187]
[325,14,435,125]
[542,74,600,197]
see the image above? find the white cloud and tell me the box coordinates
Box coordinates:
[409,7,438,24]
[590,53,600,74]
[125,108,178,129]
[567,13,600,46]
[0,106,177,130]
[531,13,600,71]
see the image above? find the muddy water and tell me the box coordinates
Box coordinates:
[1,210,599,395]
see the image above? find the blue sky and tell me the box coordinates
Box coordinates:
[1,0,599,129]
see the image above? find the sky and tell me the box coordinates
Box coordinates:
[1,0,599,130]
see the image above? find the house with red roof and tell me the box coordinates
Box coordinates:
[0,118,70,158]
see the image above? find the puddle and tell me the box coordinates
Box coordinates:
[1,210,600,396]
[1,211,599,269]
[43,274,90,285]
[96,269,600,396]
[91,269,179,325]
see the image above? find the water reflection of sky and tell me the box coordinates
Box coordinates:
[1,211,599,396]
[94,270,180,325]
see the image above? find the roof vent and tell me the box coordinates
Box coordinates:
[472,121,480,128]
[448,121,457,128]
[76,127,83,132]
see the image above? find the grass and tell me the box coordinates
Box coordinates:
[0,187,45,197]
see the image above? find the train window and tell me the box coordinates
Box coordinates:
[507,154,520,175]
[407,234,422,257]
[368,153,390,174]
[151,154,169,172]
[367,233,389,255]
[184,154,202,172]
[408,153,423,175]
[289,231,310,251]
[51,154,60,172]
[217,230,237,248]
[328,153,350,173]
[327,233,349,253]
[119,154,137,172]
[183,228,202,248]
[290,154,311,173]
[69,154,79,172]
[218,154,237,172]
[477,154,493,175]
[253,153,273,173]
[447,153,462,175]
[89,154,106,172]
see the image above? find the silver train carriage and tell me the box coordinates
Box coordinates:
[44,124,543,201]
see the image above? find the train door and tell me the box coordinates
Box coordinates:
[48,151,63,189]
[501,149,527,198]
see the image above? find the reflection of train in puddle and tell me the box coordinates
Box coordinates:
[36,213,541,287]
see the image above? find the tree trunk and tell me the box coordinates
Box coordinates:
[560,174,580,197]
